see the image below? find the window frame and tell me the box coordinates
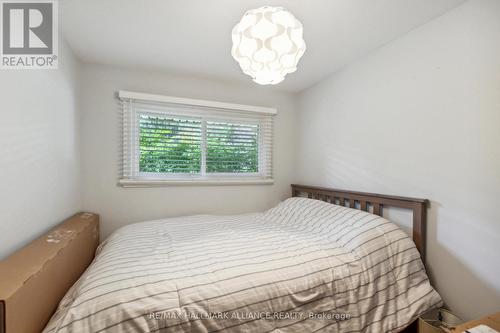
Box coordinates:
[119,91,276,187]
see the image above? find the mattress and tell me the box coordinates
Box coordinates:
[43,198,442,332]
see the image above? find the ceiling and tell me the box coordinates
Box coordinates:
[61,0,466,92]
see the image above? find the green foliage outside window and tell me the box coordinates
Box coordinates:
[139,115,259,174]
[139,115,201,173]
[206,121,258,173]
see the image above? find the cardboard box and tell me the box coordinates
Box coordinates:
[418,308,463,333]
[0,213,99,333]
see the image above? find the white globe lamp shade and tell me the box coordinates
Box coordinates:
[231,6,306,85]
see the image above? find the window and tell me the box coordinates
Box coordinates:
[139,115,202,174]
[119,91,275,186]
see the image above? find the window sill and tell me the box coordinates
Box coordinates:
[118,179,275,187]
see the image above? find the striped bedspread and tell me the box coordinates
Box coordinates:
[43,198,442,333]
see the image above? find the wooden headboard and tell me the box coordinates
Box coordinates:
[291,184,429,262]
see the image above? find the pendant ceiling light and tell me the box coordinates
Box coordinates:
[231,6,306,85]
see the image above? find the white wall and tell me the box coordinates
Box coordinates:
[296,0,500,320]
[0,40,81,259]
[79,64,297,238]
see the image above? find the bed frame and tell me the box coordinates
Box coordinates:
[291,184,429,333]
[0,186,428,333]
[291,184,429,262]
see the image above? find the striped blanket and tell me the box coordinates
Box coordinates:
[43,198,441,333]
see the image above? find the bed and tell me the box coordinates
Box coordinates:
[36,185,441,333]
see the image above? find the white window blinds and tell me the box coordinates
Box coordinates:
[139,115,202,174]
[119,91,275,186]
[206,121,259,173]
